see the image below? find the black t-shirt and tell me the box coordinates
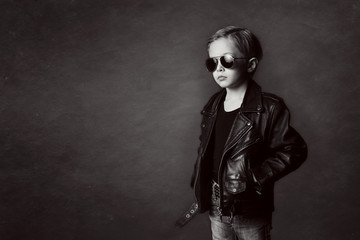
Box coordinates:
[211,99,240,182]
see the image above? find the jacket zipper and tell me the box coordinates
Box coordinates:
[193,111,218,207]
[217,122,260,216]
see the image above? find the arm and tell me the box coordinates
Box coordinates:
[251,100,308,190]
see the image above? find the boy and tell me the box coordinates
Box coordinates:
[176,26,307,240]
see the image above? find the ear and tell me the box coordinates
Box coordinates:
[247,58,258,73]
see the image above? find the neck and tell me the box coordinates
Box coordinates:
[225,80,249,101]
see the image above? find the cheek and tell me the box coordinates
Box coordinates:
[229,69,242,78]
[212,72,217,79]
[239,62,249,73]
[233,65,247,77]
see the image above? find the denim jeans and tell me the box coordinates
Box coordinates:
[209,180,272,240]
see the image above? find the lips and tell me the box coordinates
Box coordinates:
[217,76,227,81]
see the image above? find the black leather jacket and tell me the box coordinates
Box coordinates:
[177,80,307,226]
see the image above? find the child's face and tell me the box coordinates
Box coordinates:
[208,37,248,89]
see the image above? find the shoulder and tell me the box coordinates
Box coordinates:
[262,92,290,116]
[261,92,286,107]
[261,91,288,114]
[261,91,283,104]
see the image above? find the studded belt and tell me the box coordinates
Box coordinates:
[175,201,199,227]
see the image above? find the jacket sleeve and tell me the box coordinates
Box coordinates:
[251,100,308,189]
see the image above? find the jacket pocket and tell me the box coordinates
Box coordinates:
[224,177,246,194]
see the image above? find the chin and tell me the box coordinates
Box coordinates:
[214,79,226,86]
[217,82,233,89]
[216,83,228,88]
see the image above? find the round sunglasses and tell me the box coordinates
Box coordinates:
[205,54,248,72]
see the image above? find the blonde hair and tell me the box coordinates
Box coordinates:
[207,26,263,61]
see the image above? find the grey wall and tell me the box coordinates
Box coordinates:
[1,0,359,239]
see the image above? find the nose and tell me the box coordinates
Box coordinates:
[216,61,224,72]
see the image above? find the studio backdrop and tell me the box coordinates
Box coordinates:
[1,0,359,239]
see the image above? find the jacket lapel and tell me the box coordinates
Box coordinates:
[223,80,263,152]
[223,113,253,153]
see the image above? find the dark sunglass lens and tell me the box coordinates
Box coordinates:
[206,58,217,72]
[220,55,234,68]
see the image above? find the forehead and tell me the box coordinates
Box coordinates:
[208,37,242,57]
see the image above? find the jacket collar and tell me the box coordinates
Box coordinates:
[206,80,263,114]
[241,80,263,113]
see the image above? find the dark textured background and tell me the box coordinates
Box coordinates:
[1,0,359,239]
